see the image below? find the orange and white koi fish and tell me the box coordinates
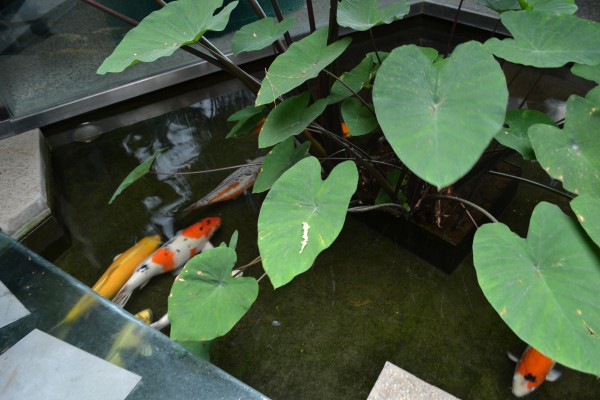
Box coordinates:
[184,157,264,212]
[112,217,221,308]
[508,346,561,397]
[51,236,161,338]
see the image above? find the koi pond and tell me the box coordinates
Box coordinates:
[45,69,600,399]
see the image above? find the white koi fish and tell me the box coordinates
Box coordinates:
[184,157,264,212]
[112,217,221,308]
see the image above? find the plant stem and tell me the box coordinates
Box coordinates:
[257,272,268,283]
[518,72,544,109]
[368,29,383,64]
[82,0,139,25]
[197,40,262,94]
[321,69,376,117]
[269,0,293,46]
[312,125,397,202]
[152,161,264,176]
[445,0,465,57]
[306,0,317,33]
[421,194,498,223]
[488,170,575,199]
[347,203,406,217]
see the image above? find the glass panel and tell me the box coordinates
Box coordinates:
[0,0,310,120]
[0,232,268,399]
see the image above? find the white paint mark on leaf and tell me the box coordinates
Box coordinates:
[299,222,310,254]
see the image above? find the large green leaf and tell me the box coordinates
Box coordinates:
[587,86,600,106]
[258,91,328,148]
[341,98,378,137]
[169,246,258,342]
[255,28,351,105]
[98,0,238,74]
[572,63,600,84]
[373,42,508,188]
[253,137,310,193]
[571,194,600,247]
[337,0,409,31]
[109,148,165,204]
[473,202,600,375]
[257,157,358,288]
[473,0,520,12]
[232,16,295,55]
[225,105,266,138]
[495,109,555,160]
[485,11,600,68]
[327,52,383,105]
[529,95,600,197]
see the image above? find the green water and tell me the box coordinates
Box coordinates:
[50,86,599,400]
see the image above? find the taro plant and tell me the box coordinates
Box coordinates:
[95,0,600,375]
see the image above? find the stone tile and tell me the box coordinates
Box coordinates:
[0,129,50,238]
[368,362,460,400]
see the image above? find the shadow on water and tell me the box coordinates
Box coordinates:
[49,82,599,400]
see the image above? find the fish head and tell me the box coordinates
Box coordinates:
[181,217,222,240]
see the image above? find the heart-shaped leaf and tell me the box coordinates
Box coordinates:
[495,109,556,160]
[572,63,600,84]
[571,194,600,247]
[259,91,328,148]
[255,28,351,105]
[232,16,295,55]
[98,0,238,74]
[169,246,258,341]
[337,0,409,31]
[341,98,378,137]
[473,0,520,12]
[226,105,266,138]
[109,148,165,204]
[253,137,310,193]
[373,42,508,188]
[257,157,358,288]
[473,202,600,376]
[485,11,600,68]
[529,95,600,197]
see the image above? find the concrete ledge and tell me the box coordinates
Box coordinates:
[0,129,50,239]
[368,362,460,400]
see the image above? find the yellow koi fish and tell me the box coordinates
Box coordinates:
[106,309,154,367]
[52,236,161,338]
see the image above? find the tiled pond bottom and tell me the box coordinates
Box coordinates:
[48,82,599,399]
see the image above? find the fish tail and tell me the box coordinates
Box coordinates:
[112,287,133,308]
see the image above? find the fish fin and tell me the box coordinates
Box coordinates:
[140,344,153,357]
[546,368,562,382]
[507,351,519,363]
[112,252,122,262]
[202,240,215,251]
[112,289,132,308]
[171,266,184,276]
[150,314,170,330]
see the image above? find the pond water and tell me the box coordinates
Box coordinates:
[49,83,598,399]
